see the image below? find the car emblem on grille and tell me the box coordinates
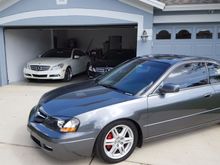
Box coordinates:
[37,66,41,71]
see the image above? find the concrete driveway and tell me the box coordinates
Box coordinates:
[1,78,220,165]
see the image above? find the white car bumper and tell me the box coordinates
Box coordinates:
[24,68,66,80]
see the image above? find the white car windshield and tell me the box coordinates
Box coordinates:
[41,49,72,58]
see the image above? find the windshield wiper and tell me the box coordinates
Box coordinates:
[98,83,133,96]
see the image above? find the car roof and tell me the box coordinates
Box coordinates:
[140,54,219,65]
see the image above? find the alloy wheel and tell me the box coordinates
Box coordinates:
[103,125,134,160]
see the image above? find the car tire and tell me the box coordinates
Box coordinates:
[95,120,138,164]
[86,63,90,73]
[26,78,34,82]
[64,67,72,82]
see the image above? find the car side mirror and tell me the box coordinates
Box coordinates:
[159,83,180,94]
[74,55,80,59]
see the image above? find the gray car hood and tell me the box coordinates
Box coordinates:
[39,81,136,117]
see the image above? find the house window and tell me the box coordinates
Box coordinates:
[156,30,171,40]
[218,32,220,39]
[196,30,213,39]
[176,30,191,39]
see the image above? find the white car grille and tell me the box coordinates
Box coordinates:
[30,65,50,71]
[96,67,113,73]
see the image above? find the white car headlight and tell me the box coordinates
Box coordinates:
[57,118,80,133]
[89,65,96,72]
[26,64,31,69]
[51,64,64,70]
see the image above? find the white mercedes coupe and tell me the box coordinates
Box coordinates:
[24,49,90,81]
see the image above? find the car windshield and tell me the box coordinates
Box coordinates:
[41,49,72,58]
[97,58,171,95]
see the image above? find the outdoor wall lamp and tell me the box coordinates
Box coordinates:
[141,30,148,42]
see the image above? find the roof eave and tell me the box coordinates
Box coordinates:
[163,3,220,11]
[120,0,165,10]
[138,0,165,9]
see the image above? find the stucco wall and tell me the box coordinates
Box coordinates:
[5,29,52,83]
[0,28,7,86]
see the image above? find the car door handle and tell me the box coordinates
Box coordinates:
[204,93,212,98]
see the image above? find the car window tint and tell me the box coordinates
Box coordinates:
[207,63,220,84]
[164,62,208,89]
[98,59,170,95]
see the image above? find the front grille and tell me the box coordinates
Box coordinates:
[34,109,48,123]
[34,107,59,131]
[30,65,50,71]
[96,67,112,73]
[44,117,59,130]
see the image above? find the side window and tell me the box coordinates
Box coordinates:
[156,30,171,40]
[207,63,220,84]
[196,30,213,39]
[80,50,86,56]
[74,50,84,56]
[176,30,191,39]
[164,62,208,89]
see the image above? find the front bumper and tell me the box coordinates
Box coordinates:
[88,67,113,79]
[87,70,102,79]
[27,123,96,160]
[24,68,66,80]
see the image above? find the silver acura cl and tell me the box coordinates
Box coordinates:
[28,55,220,163]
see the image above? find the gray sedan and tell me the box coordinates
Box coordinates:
[27,55,220,163]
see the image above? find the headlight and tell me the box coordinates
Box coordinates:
[89,65,96,72]
[26,64,31,69]
[57,118,80,133]
[51,63,64,70]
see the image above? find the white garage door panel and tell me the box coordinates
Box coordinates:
[195,44,214,57]
[173,44,192,55]
[153,24,220,60]
[215,43,220,57]
[5,29,52,83]
[153,44,172,54]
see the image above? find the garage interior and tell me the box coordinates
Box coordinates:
[4,24,137,84]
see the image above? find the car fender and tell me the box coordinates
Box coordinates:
[76,97,147,143]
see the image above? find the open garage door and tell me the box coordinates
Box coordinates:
[4,24,137,84]
[153,24,220,60]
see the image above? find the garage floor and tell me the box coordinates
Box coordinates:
[1,78,220,165]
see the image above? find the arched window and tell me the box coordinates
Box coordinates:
[156,30,171,40]
[176,30,191,39]
[196,30,213,39]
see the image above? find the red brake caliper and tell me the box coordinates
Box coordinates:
[106,132,113,151]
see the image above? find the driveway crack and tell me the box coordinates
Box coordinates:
[89,155,95,165]
[125,160,152,165]
[0,142,40,149]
